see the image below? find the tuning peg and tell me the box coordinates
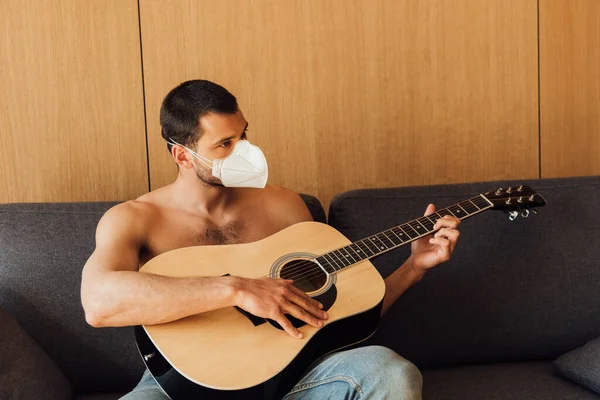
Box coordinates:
[521,209,530,218]
[495,188,503,195]
[518,196,524,203]
[529,194,535,201]
[508,211,519,221]
[505,197,512,205]
[532,208,539,215]
[506,187,513,194]
[517,185,524,192]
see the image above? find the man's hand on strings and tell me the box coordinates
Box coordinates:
[233,277,328,339]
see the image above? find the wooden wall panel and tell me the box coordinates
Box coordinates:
[540,0,600,178]
[140,0,538,209]
[0,0,148,203]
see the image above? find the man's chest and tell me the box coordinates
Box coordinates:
[140,211,283,264]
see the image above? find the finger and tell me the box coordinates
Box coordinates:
[284,302,324,328]
[287,285,326,313]
[434,216,461,230]
[434,228,460,241]
[274,312,303,339]
[429,237,451,249]
[429,237,452,261]
[287,290,328,319]
[434,229,460,252]
[424,203,436,217]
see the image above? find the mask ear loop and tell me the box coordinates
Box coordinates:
[167,137,213,169]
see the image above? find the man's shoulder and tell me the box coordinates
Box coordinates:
[257,185,304,207]
[98,197,159,236]
[257,185,313,224]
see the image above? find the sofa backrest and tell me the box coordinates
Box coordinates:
[328,176,600,368]
[0,194,325,394]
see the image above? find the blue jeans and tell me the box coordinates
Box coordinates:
[121,346,423,399]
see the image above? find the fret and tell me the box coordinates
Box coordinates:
[382,230,400,246]
[418,216,435,231]
[437,209,452,218]
[400,224,419,239]
[446,208,458,218]
[332,250,351,267]
[319,254,339,273]
[388,228,405,243]
[369,236,388,252]
[340,247,357,263]
[433,212,444,220]
[408,221,426,236]
[478,194,493,207]
[348,243,366,261]
[357,239,376,256]
[391,227,409,242]
[323,253,342,271]
[448,205,464,218]
[467,199,481,210]
[415,219,429,231]
[456,203,469,215]
[461,200,479,214]
[328,250,346,269]
[468,199,481,210]
[378,232,396,248]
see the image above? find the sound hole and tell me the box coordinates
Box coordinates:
[280,259,327,293]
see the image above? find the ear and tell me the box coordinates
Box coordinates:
[171,145,194,169]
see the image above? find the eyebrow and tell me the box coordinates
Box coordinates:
[213,123,249,146]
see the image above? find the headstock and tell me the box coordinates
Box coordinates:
[482,185,547,221]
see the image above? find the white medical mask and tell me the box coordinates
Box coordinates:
[168,138,269,188]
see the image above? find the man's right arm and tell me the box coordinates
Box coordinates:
[80,203,241,327]
[80,203,327,337]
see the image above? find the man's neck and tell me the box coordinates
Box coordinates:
[170,173,238,217]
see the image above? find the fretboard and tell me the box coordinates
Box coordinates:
[315,194,493,273]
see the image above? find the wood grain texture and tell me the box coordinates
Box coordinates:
[141,0,539,209]
[540,0,600,178]
[140,221,385,389]
[0,0,148,203]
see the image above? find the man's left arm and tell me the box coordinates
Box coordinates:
[381,203,461,315]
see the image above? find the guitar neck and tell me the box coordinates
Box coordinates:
[315,194,493,273]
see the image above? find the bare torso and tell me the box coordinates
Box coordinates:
[126,184,311,266]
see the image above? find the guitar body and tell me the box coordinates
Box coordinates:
[135,221,386,399]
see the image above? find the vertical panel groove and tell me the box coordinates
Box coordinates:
[137,0,151,192]
[537,0,542,179]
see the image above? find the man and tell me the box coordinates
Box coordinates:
[81,80,461,399]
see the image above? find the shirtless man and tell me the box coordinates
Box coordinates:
[81,80,461,399]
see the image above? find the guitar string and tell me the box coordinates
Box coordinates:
[261,197,490,285]
[273,197,489,281]
[278,199,492,285]
[268,197,490,284]
[283,202,493,287]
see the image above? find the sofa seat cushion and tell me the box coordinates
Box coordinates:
[422,361,600,400]
[0,306,72,400]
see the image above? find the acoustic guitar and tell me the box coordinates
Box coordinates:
[135,186,546,399]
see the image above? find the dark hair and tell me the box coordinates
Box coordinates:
[160,80,238,151]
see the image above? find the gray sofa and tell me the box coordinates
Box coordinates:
[1,177,599,399]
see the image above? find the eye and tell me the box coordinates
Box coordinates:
[219,140,232,148]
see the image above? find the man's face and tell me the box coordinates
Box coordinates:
[189,110,248,187]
